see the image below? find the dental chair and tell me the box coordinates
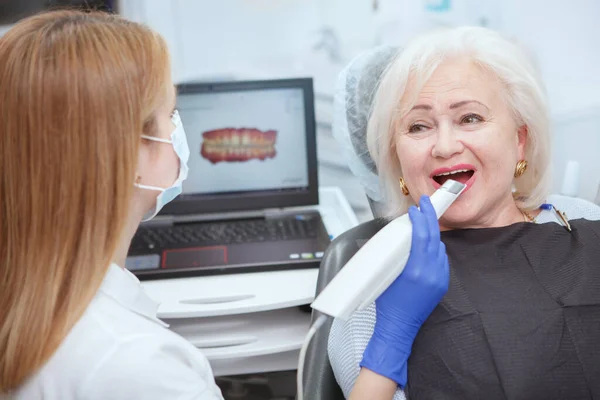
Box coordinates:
[300,218,386,399]
[299,46,399,400]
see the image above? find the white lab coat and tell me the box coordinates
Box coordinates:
[11,264,224,400]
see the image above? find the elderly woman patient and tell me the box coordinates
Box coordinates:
[328,27,600,400]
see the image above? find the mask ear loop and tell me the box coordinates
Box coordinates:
[136,113,183,193]
[134,175,165,192]
[135,182,166,192]
[135,132,176,192]
[141,134,172,144]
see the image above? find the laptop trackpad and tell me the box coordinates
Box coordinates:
[163,246,227,269]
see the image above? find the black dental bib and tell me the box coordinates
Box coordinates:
[406,219,600,400]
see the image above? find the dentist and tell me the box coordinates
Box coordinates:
[0,10,223,400]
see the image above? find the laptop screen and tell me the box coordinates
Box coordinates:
[178,87,309,197]
[157,78,319,216]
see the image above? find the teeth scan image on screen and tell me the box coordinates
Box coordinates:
[176,88,309,198]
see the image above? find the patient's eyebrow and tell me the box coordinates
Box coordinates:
[410,104,432,111]
[409,100,489,112]
[449,100,489,110]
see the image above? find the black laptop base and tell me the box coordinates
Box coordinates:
[127,212,330,281]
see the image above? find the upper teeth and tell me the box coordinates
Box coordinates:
[435,169,470,177]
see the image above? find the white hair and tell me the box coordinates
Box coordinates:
[366,26,552,218]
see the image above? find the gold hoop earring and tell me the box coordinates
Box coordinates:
[399,177,410,196]
[514,160,528,178]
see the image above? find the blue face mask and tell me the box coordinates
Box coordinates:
[135,110,190,221]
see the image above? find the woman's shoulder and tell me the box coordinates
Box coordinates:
[75,300,222,399]
[14,298,222,400]
[77,333,222,400]
[544,194,600,221]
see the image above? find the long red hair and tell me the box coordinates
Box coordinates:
[0,10,171,391]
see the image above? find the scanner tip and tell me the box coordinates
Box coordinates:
[440,179,466,195]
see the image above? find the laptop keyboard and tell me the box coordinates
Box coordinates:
[130,217,321,253]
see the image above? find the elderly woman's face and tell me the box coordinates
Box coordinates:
[395,58,527,228]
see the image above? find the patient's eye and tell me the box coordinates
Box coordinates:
[460,113,483,124]
[408,123,429,133]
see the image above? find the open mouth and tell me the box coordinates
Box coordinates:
[432,168,475,186]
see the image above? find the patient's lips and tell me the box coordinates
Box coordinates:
[430,163,477,191]
[200,128,277,164]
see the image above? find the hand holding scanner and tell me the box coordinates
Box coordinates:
[297,180,465,399]
[310,179,466,320]
[360,194,454,386]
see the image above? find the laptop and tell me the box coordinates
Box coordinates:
[126,78,331,280]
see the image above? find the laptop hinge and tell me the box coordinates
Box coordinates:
[140,207,305,226]
[138,215,176,227]
[263,208,290,218]
[170,209,276,223]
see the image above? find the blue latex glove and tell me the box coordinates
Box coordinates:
[360,195,450,387]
